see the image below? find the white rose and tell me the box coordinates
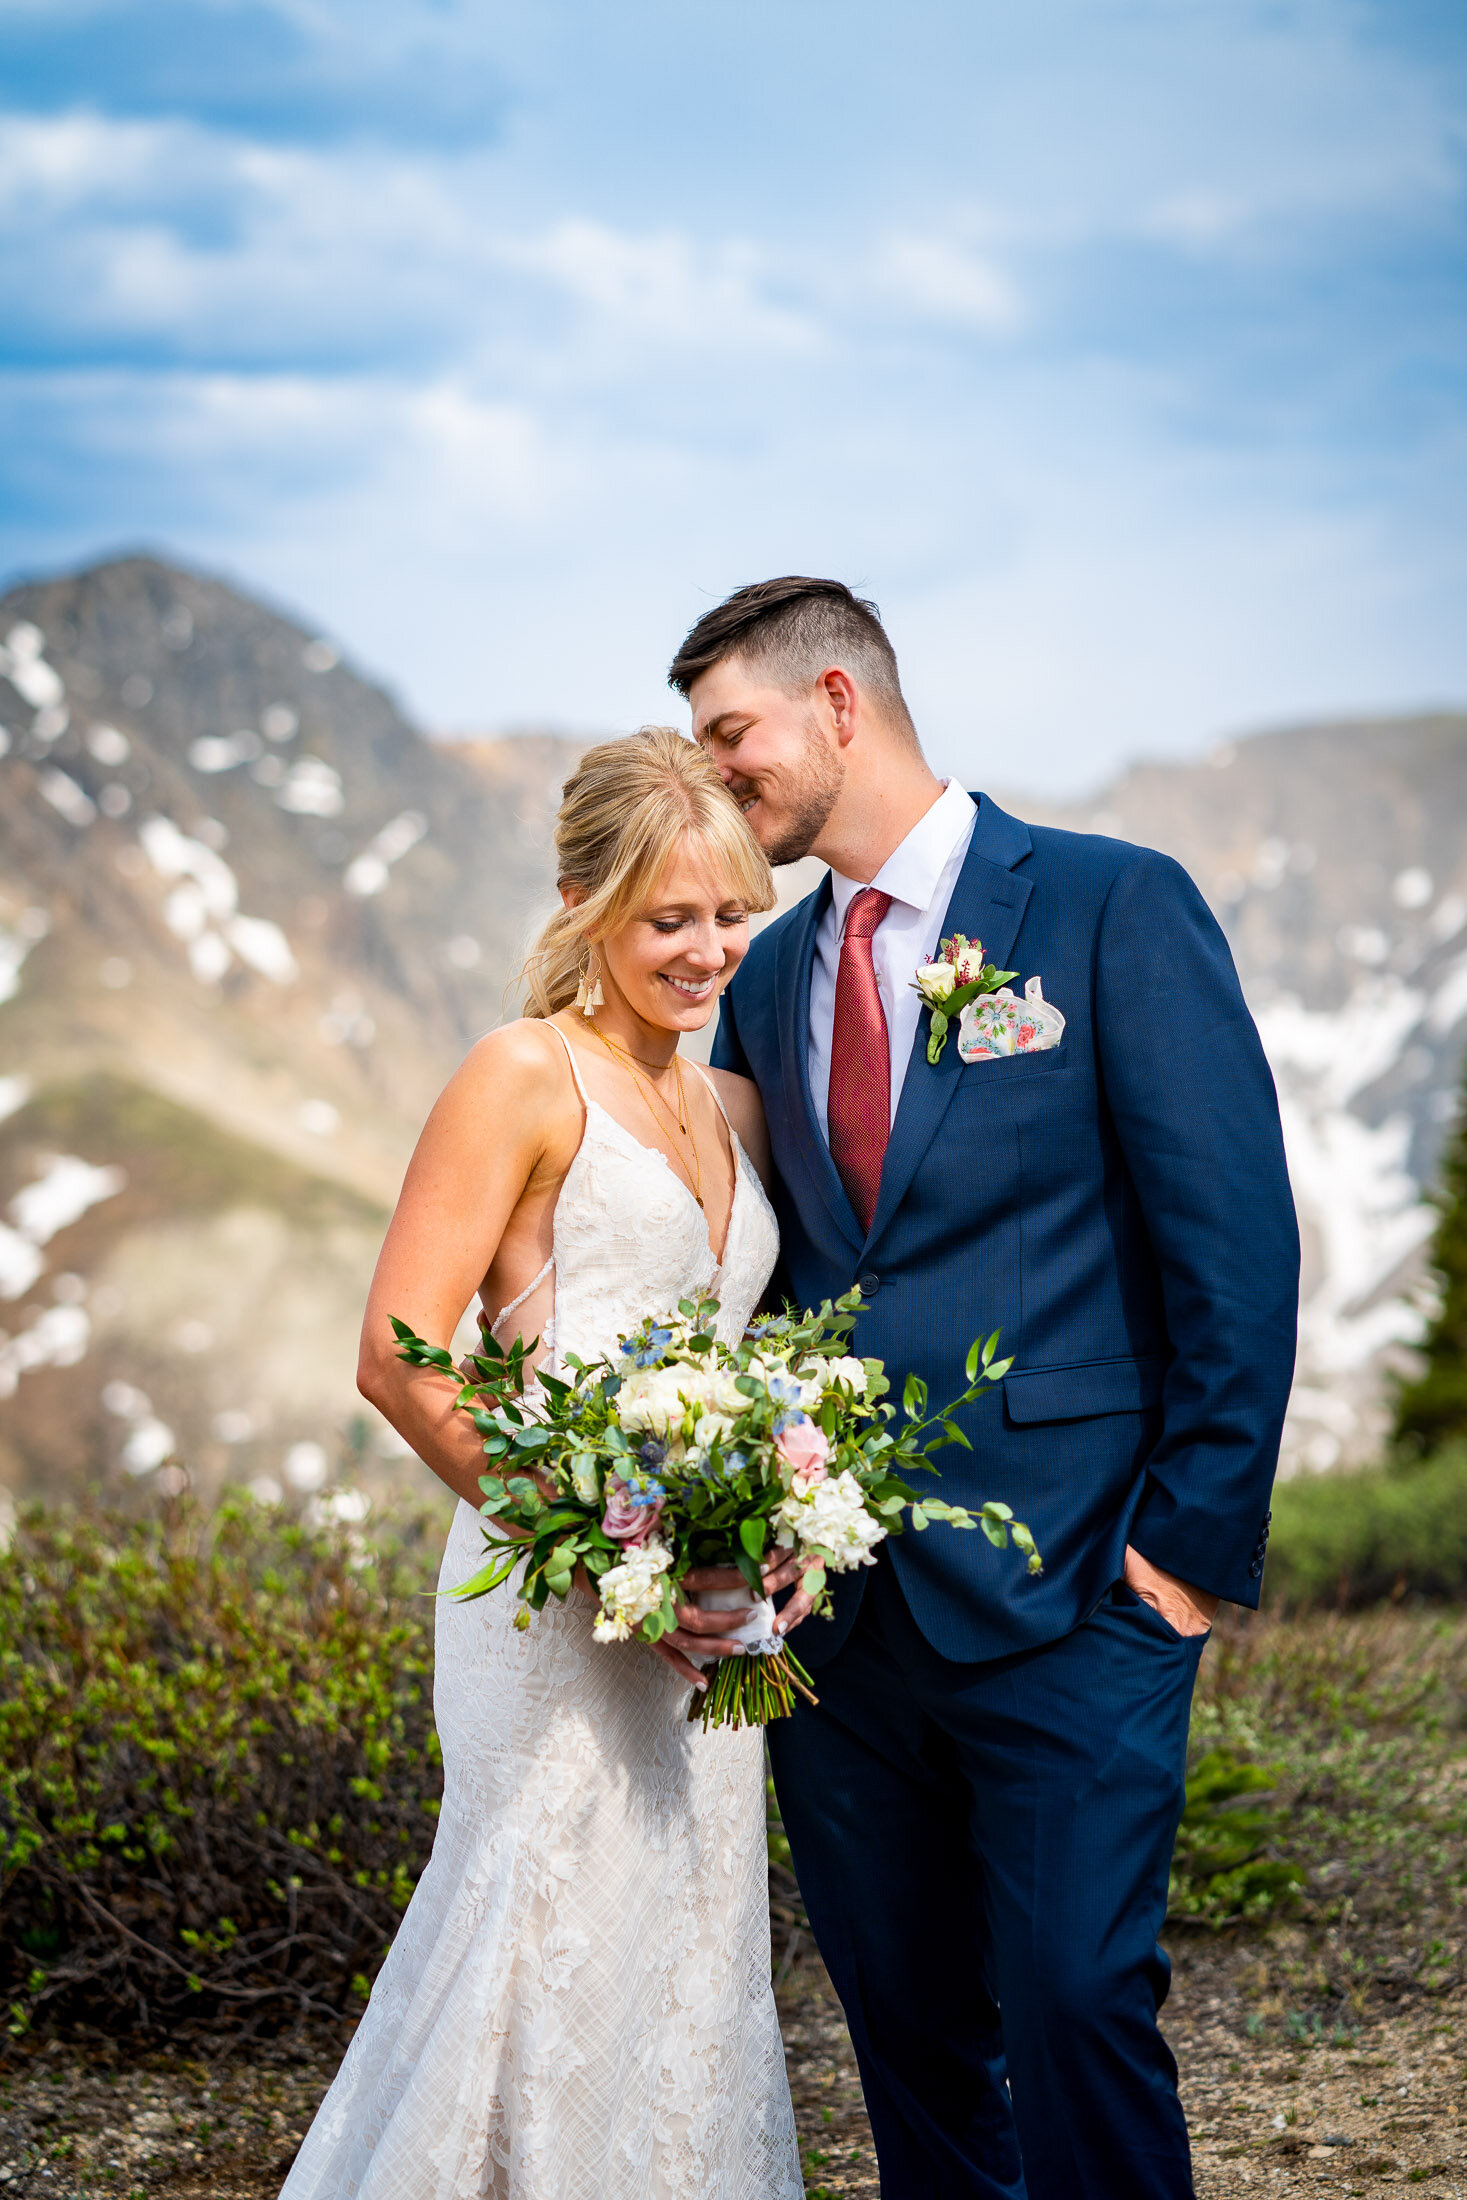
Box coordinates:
[708,1371,750,1418]
[914,961,953,1005]
[618,1366,691,1435]
[795,1354,867,1400]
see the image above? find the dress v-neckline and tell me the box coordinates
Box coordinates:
[580,1096,743,1274]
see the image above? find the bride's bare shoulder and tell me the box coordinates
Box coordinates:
[433,1018,577,1129]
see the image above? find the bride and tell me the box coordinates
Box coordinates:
[281,728,804,2200]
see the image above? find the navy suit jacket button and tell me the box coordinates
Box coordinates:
[857,1272,881,1296]
[1249,1556,1265,1579]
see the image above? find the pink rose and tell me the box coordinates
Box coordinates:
[775,1419,830,1494]
[601,1476,664,1546]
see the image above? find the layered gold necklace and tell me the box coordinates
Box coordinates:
[587,1024,704,1208]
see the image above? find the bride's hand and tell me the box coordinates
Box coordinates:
[759,1551,817,1639]
[646,1564,755,1690]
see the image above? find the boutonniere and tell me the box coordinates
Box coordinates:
[911,935,1018,1063]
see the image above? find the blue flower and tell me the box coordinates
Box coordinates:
[773,1409,810,1437]
[638,1439,667,1469]
[766,1373,805,1407]
[622,1321,676,1368]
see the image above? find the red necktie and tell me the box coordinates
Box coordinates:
[827,887,893,1235]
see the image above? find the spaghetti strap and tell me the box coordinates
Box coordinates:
[544,1019,591,1106]
[690,1059,734,1131]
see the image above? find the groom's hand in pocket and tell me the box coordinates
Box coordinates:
[1123,1544,1219,1636]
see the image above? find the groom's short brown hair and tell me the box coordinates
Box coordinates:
[668,577,915,736]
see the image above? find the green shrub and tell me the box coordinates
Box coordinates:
[0,1496,443,2039]
[1167,1747,1303,1925]
[1393,1054,1467,1455]
[1263,1444,1467,1610]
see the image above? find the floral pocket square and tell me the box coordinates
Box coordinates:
[957,977,1066,1063]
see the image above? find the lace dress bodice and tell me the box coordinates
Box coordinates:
[488,1023,779,1373]
[282,1025,798,2200]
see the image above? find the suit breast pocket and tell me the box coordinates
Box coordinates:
[964,1047,1071,1084]
[950,1049,1086,1113]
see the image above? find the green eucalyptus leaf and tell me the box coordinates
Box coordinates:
[734,1546,763,1597]
[441,1551,521,1601]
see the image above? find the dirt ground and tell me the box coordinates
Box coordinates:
[2,1933,1462,2197]
[780,1934,1467,2197]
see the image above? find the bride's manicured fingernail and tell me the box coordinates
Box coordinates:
[775,1619,787,1634]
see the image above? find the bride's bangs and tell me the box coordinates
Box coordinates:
[617,810,776,931]
[519,725,774,1017]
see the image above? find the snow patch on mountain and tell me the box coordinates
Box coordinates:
[140,815,299,986]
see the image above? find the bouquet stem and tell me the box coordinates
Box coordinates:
[691,1644,819,1731]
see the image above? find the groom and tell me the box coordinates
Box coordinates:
[672,578,1299,2200]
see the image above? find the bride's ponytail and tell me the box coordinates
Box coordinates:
[519,727,774,1019]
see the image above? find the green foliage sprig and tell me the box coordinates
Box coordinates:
[393,1289,1041,1728]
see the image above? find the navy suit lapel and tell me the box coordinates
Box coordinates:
[865,795,1034,1249]
[776,876,864,1252]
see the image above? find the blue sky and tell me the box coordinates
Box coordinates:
[0,0,1463,792]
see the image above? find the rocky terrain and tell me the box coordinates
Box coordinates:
[1014,720,1467,1468]
[0,555,585,1506]
[1,550,1464,1511]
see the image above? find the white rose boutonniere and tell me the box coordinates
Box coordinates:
[911,933,1018,1063]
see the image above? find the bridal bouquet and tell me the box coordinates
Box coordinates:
[391,1290,1041,1731]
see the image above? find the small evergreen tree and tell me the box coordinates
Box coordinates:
[1394,1051,1467,1456]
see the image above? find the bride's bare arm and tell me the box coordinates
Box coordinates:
[357,1023,573,1509]
[706,1067,772,1190]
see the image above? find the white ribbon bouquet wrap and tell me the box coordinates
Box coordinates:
[957,976,1066,1063]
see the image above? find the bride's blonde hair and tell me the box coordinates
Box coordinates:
[520,726,776,1019]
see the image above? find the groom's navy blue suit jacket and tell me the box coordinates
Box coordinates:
[712,794,1300,1666]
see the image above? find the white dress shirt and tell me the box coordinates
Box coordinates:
[809,779,978,1139]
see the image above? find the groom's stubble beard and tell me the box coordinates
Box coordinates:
[733,719,845,868]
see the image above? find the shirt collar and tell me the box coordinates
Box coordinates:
[829,780,977,933]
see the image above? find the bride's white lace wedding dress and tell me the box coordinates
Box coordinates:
[282,1028,802,2200]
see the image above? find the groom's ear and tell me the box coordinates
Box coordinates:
[816,666,860,747]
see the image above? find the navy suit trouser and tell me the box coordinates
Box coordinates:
[768,1560,1205,2200]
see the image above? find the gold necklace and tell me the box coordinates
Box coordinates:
[588,1026,704,1207]
[590,1027,688,1129]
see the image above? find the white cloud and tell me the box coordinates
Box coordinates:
[0,3,1462,793]
[871,232,1021,333]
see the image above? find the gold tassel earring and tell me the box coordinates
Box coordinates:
[575,948,604,1018]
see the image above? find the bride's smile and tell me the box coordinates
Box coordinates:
[587,842,754,1044]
